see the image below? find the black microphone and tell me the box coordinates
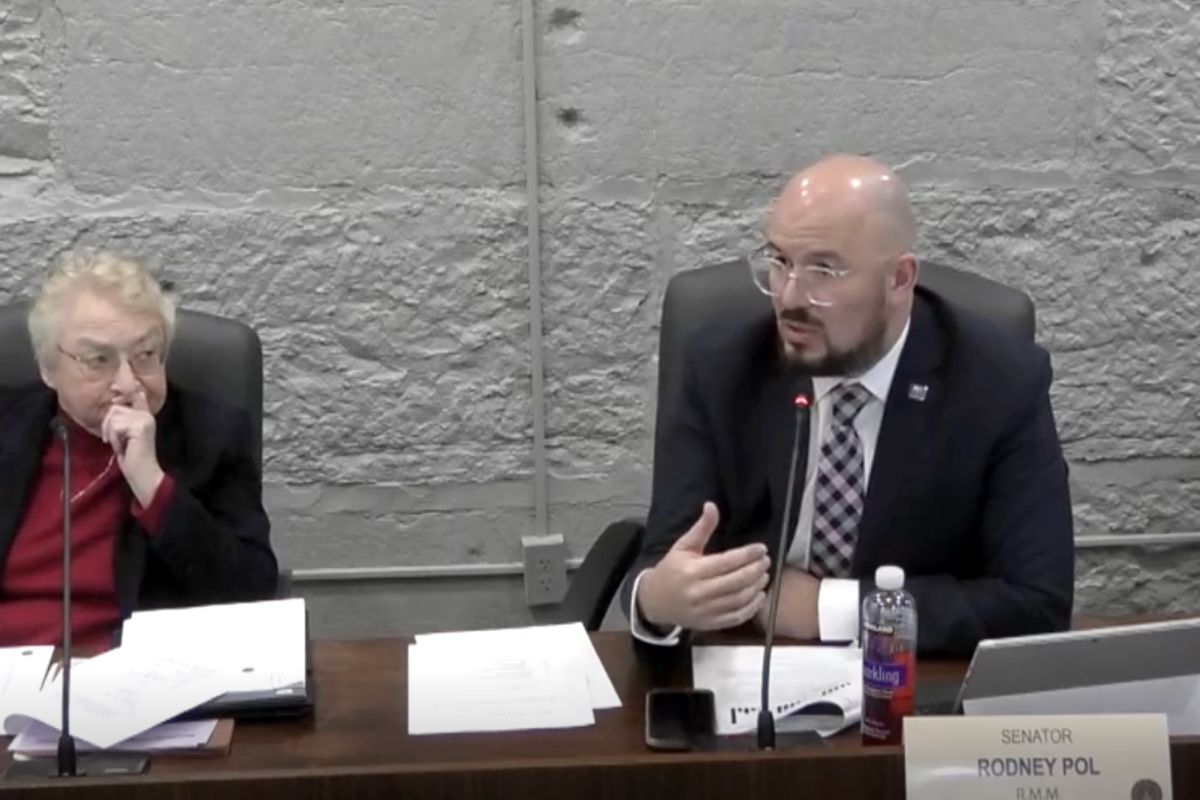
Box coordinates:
[50,417,78,777]
[756,383,814,751]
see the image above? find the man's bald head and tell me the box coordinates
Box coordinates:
[770,154,916,258]
[760,154,919,376]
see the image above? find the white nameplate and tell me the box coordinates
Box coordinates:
[904,714,1172,800]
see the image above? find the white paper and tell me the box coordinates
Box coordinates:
[2,647,228,749]
[407,643,594,734]
[10,718,217,755]
[415,623,620,710]
[119,598,306,694]
[692,645,862,736]
[0,647,53,721]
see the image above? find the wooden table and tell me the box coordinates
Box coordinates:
[2,634,1197,799]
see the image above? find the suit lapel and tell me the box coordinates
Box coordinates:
[0,388,57,570]
[761,369,797,560]
[853,293,947,573]
[744,346,813,562]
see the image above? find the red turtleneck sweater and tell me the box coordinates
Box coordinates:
[0,419,175,648]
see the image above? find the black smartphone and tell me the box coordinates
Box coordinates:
[644,688,717,751]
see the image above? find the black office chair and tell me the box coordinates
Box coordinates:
[560,258,1036,630]
[0,302,291,596]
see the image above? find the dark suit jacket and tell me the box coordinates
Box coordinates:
[0,383,278,621]
[630,288,1075,657]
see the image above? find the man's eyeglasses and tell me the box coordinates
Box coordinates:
[748,244,852,308]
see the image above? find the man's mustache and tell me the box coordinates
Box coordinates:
[779,307,823,327]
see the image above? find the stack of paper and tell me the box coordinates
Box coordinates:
[408,623,620,734]
[120,598,307,696]
[9,719,229,757]
[0,647,53,721]
[1,646,230,749]
[0,599,307,752]
[692,645,863,737]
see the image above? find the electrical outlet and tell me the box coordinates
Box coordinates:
[521,534,568,607]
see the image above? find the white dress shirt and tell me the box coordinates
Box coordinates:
[631,318,911,646]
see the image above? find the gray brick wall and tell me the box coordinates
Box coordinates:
[1,0,1197,635]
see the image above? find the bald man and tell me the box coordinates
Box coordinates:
[628,155,1074,657]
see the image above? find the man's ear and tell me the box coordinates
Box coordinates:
[892,253,918,292]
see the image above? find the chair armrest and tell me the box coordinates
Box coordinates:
[275,567,294,600]
[558,518,646,631]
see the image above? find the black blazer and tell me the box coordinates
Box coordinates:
[630,288,1075,657]
[0,383,277,622]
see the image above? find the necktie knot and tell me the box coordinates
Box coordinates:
[831,382,872,428]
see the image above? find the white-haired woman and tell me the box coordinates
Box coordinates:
[0,250,276,647]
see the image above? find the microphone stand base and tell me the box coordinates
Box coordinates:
[768,730,825,750]
[695,730,825,753]
[4,754,148,781]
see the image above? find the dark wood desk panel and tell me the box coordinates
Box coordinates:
[1,635,1196,799]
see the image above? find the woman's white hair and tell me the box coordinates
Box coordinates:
[27,249,177,366]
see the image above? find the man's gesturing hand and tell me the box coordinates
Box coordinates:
[637,502,771,631]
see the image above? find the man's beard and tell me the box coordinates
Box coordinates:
[779,307,890,377]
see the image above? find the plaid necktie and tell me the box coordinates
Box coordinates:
[809,382,873,578]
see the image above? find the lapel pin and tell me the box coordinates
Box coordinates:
[908,383,929,402]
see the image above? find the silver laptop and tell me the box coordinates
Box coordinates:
[954,617,1200,710]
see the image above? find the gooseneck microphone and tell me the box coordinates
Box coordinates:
[756,388,813,751]
[50,417,78,777]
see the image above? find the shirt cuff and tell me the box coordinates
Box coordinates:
[130,474,176,536]
[629,569,683,646]
[817,578,860,643]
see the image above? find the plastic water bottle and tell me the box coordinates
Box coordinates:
[860,565,917,745]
